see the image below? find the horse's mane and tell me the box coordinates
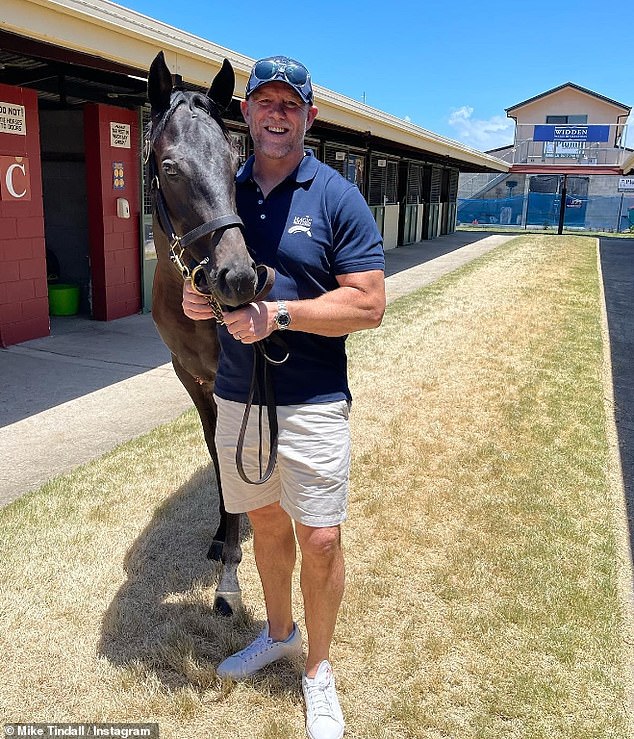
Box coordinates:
[146,88,231,146]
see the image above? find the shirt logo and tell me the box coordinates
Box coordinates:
[288,215,313,237]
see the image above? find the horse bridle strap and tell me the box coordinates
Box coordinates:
[179,213,245,250]
[152,169,244,253]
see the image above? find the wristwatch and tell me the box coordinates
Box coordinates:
[274,300,291,331]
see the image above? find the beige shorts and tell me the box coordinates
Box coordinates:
[214,395,351,527]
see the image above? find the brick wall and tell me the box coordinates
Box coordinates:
[84,104,141,321]
[0,85,48,347]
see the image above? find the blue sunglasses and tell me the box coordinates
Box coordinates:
[246,57,313,104]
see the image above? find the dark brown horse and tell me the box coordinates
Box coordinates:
[146,52,255,615]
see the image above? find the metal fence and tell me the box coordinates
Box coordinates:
[457,193,634,232]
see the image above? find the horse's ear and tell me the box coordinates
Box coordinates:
[148,51,173,114]
[207,59,235,112]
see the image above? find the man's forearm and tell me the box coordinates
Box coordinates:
[221,269,385,344]
[277,284,385,337]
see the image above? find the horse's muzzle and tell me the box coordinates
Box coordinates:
[206,262,258,308]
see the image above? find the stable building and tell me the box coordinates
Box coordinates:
[0,0,507,347]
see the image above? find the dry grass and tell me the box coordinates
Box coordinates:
[0,234,631,738]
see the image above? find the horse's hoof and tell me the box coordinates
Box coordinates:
[207,539,224,561]
[214,590,242,616]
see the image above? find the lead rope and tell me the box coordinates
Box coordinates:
[235,334,289,485]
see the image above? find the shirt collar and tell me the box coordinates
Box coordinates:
[236,149,319,186]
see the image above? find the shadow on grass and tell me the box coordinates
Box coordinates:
[599,237,634,570]
[97,464,303,699]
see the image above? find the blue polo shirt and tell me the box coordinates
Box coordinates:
[214,150,384,405]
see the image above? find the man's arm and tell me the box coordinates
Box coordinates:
[221,269,385,343]
[183,270,385,339]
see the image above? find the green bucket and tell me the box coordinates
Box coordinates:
[48,283,80,316]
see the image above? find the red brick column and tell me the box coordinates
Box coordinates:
[84,104,141,321]
[0,85,48,347]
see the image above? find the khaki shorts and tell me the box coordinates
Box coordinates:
[214,395,351,527]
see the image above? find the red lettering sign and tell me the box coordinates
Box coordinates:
[0,156,31,201]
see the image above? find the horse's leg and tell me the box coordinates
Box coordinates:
[171,355,243,616]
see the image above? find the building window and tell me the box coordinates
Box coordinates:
[545,115,588,124]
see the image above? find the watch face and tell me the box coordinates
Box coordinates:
[276,311,291,328]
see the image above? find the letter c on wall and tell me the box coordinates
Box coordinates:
[0,156,31,201]
[6,162,27,198]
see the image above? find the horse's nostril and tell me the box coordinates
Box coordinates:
[215,265,257,306]
[192,267,211,294]
[215,267,230,292]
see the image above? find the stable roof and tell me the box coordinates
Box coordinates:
[1,0,508,174]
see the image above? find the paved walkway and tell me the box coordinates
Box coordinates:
[0,231,514,506]
[599,238,634,559]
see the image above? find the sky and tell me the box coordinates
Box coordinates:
[118,0,633,152]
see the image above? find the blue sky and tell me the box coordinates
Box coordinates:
[120,0,632,151]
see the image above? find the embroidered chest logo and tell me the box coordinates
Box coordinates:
[288,215,313,237]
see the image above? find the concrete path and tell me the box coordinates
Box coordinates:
[599,238,634,558]
[0,231,514,507]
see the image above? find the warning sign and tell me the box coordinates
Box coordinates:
[110,122,131,148]
[0,102,26,136]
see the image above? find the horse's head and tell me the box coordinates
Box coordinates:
[147,52,257,308]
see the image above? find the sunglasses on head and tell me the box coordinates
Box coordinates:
[252,59,309,86]
[246,58,312,102]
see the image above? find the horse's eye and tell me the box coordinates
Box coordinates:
[162,160,178,177]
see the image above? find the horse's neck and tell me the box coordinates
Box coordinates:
[152,220,175,262]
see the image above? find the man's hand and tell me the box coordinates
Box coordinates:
[182,280,216,321]
[182,281,277,343]
[222,301,275,344]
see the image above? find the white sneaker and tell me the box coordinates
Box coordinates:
[302,660,345,739]
[216,622,302,679]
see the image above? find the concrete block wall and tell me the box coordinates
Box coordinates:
[84,103,141,321]
[0,84,48,347]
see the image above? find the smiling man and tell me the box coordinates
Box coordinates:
[182,55,385,739]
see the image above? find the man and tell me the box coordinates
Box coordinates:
[182,55,385,739]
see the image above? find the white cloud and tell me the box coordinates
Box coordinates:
[448,105,514,150]
[404,115,411,123]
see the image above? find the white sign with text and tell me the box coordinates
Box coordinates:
[0,102,26,136]
[110,122,131,148]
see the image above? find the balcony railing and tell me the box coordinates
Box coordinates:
[510,123,629,167]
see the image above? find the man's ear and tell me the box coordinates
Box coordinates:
[306,105,319,132]
[240,98,250,124]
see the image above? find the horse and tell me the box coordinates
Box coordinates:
[145,51,256,616]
